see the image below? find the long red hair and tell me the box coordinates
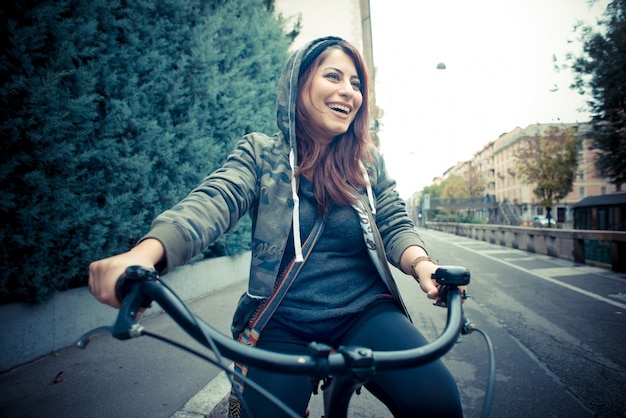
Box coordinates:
[295,41,373,211]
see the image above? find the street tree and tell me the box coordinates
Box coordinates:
[569,0,626,186]
[515,126,580,225]
[442,174,469,198]
[465,163,487,197]
[422,183,444,199]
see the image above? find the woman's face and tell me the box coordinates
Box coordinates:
[300,48,363,147]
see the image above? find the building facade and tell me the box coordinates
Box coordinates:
[449,122,624,227]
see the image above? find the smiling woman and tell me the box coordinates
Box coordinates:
[88,36,463,418]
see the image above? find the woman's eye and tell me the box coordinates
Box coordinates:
[325,72,340,81]
[351,80,362,90]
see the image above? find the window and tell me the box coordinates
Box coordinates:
[579,187,585,197]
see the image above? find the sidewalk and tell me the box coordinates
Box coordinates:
[0,277,249,418]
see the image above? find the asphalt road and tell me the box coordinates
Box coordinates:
[1,228,625,417]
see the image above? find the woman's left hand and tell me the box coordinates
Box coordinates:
[415,261,468,306]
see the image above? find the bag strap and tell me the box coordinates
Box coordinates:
[247,210,327,332]
[228,211,327,418]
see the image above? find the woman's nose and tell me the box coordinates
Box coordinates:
[338,80,355,98]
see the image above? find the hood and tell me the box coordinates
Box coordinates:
[276,36,345,166]
[275,36,345,262]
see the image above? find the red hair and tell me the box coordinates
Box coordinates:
[295,41,373,210]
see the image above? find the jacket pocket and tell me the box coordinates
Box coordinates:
[230,292,262,339]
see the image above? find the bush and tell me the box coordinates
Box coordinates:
[0,0,290,303]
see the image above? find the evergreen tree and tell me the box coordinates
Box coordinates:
[0,0,290,303]
[570,0,626,186]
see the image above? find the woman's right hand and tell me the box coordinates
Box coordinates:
[88,238,165,308]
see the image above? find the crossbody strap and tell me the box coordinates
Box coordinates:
[247,211,327,332]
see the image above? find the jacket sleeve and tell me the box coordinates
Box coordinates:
[141,133,264,273]
[369,150,426,269]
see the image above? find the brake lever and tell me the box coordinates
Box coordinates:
[76,280,147,349]
[77,266,157,349]
[110,282,148,340]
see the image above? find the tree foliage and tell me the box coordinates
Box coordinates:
[515,126,580,218]
[441,174,469,198]
[570,0,626,185]
[464,164,486,197]
[421,183,443,199]
[0,0,291,303]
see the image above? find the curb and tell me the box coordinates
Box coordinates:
[172,365,233,418]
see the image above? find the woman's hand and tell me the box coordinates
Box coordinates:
[413,259,443,302]
[88,239,164,309]
[416,261,469,306]
[400,247,469,306]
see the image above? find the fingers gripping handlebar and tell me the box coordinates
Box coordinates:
[115,265,156,310]
[107,266,157,340]
[431,266,474,336]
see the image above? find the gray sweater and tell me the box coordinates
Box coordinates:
[273,177,392,341]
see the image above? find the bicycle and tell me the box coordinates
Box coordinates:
[77,265,495,418]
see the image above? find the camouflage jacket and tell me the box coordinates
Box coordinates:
[144,131,424,301]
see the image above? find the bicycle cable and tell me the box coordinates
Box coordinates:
[470,326,495,418]
[460,312,495,418]
[152,279,299,418]
[140,329,300,418]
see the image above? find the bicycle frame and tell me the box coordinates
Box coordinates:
[78,266,471,418]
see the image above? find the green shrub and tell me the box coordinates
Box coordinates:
[0,0,290,303]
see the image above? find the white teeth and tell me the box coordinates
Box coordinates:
[328,104,350,114]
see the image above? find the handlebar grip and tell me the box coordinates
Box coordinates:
[115,266,158,308]
[431,266,470,286]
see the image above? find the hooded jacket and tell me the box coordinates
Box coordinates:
[143,37,425,313]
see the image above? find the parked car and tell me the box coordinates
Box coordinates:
[533,216,555,226]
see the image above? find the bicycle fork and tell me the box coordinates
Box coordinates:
[321,345,375,418]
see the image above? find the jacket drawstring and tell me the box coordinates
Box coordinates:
[289,149,304,262]
[360,161,376,215]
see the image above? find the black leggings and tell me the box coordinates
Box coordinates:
[240,302,463,418]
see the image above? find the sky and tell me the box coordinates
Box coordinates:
[369,0,610,198]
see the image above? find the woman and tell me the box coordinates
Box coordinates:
[89,36,464,417]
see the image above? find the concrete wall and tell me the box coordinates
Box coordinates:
[428,223,626,272]
[0,252,251,372]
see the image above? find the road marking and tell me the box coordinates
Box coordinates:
[531,266,608,277]
[450,240,626,311]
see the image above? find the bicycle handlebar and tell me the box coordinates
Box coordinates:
[78,265,470,378]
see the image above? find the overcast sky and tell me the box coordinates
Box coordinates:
[369,0,609,198]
